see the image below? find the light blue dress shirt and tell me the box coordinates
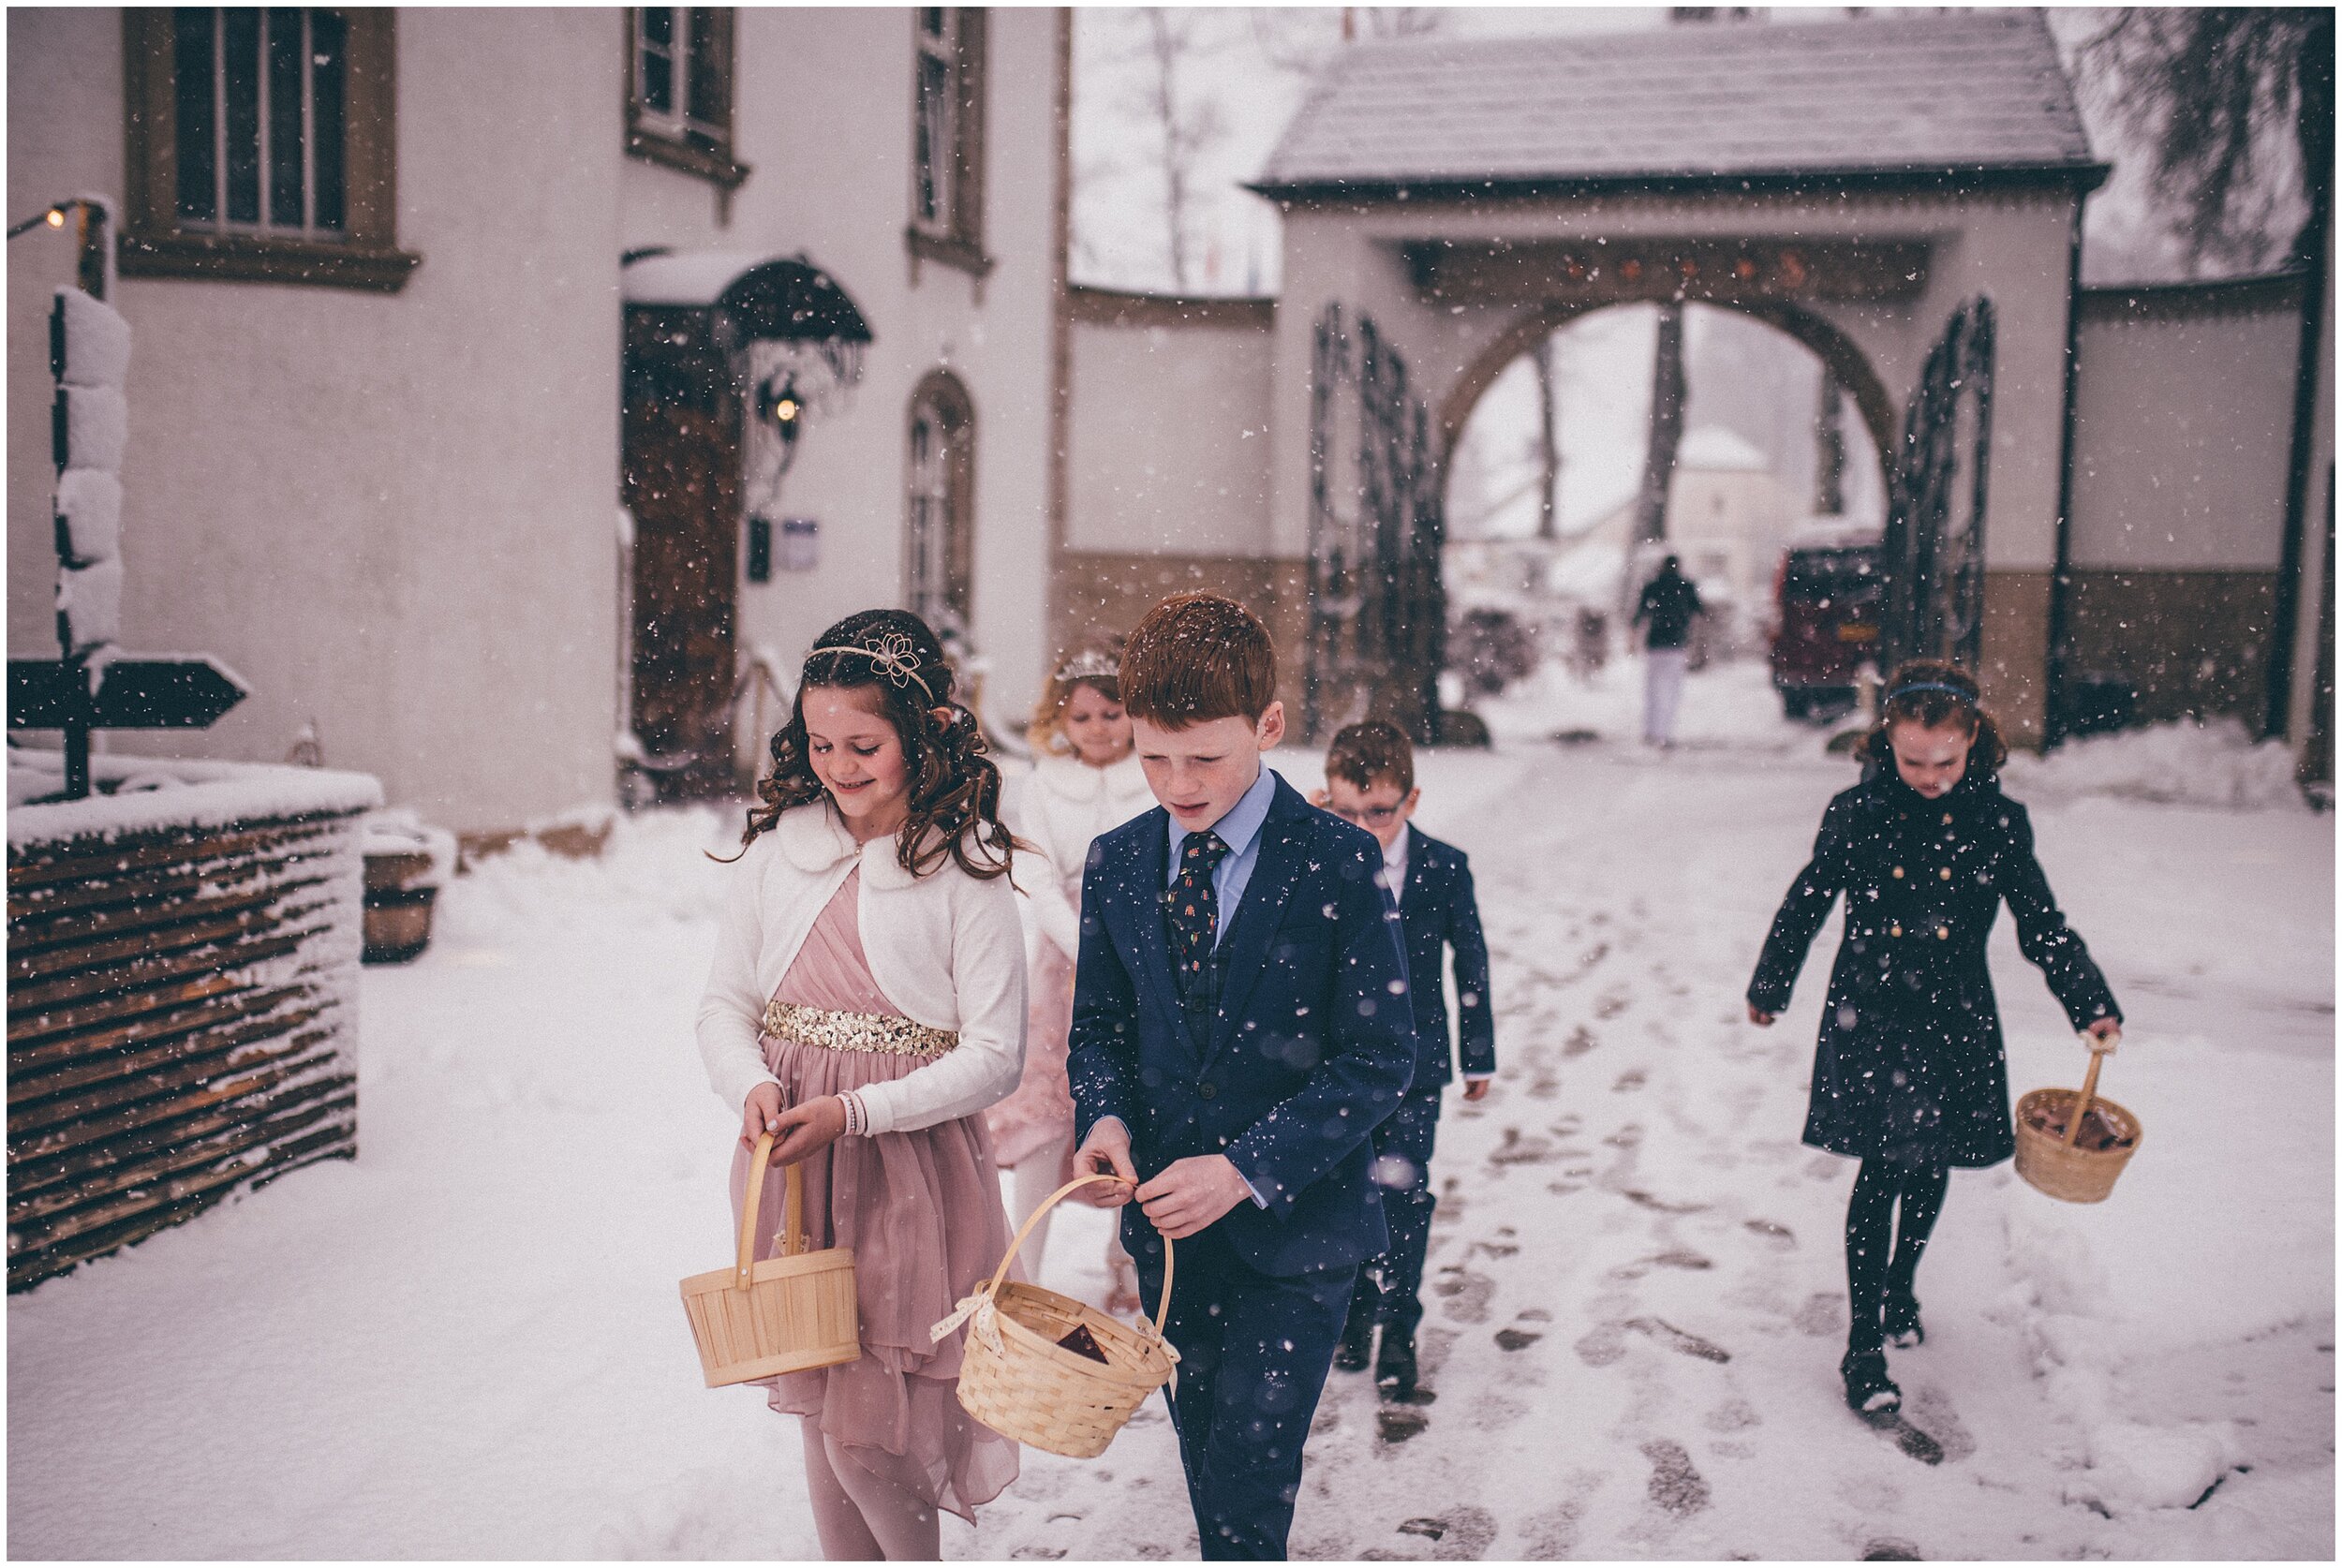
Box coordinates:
[1111,762,1281,1208]
[1163,763,1279,948]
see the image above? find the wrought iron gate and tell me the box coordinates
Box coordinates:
[1305,304,1446,743]
[1879,297,1995,673]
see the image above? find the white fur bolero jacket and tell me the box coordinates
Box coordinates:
[1009,750,1156,959]
[696,799,1028,1136]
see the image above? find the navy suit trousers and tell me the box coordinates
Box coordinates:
[1349,1083,1444,1341]
[1130,1224,1355,1561]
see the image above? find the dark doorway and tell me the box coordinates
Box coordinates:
[622,306,741,800]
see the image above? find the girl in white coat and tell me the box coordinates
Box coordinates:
[992,644,1153,1295]
[700,610,1027,1561]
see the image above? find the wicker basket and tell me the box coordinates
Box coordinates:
[680,1132,860,1387]
[933,1176,1179,1459]
[2014,1047,2142,1205]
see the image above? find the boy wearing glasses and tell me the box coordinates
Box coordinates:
[1312,720,1497,1401]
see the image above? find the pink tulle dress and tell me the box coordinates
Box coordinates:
[984,885,1077,1176]
[727,867,1019,1523]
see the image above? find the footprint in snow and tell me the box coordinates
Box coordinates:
[1860,1539,1923,1561]
[1905,1383,1977,1463]
[1416,1326,1458,1376]
[1704,1398,1762,1433]
[1376,1406,1430,1446]
[1626,1317,1732,1363]
[1641,1439,1712,1517]
[1612,1069,1647,1092]
[1433,1265,1496,1324]
[1563,1026,1600,1058]
[1613,1249,1714,1280]
[1621,1188,1708,1214]
[1742,1218,1797,1249]
[1395,1505,1498,1561]
[1489,1129,1559,1166]
[1792,1292,1846,1339]
[1574,1321,1630,1368]
[1495,1324,1543,1353]
[1519,1471,1605,1559]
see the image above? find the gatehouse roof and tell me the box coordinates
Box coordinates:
[1253,11,2101,200]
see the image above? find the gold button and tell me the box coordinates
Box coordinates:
[1940,867,1952,880]
[1891,866,1905,879]
[1936,926,1950,940]
[1890,924,1903,938]
[1942,813,1953,825]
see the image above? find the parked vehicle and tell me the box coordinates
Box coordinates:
[1770,532,1882,720]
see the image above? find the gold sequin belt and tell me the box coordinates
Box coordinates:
[763,999,958,1059]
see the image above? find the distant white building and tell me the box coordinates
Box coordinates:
[8,8,1069,836]
[1665,425,1796,611]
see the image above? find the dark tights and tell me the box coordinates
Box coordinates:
[1845,1158,1949,1352]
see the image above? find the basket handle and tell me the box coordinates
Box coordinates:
[737,1132,809,1290]
[989,1174,1176,1343]
[2061,1047,2106,1149]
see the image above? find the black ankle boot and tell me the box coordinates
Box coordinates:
[1375,1332,1419,1401]
[1335,1301,1375,1373]
[1840,1347,1901,1414]
[1882,1293,1924,1349]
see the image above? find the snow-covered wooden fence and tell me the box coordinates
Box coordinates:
[7,757,379,1291]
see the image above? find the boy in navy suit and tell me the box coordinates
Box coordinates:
[1068,594,1416,1561]
[1312,720,1497,1403]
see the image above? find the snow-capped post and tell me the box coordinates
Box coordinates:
[6,195,249,800]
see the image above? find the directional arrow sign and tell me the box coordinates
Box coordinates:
[7,656,246,731]
[92,658,248,727]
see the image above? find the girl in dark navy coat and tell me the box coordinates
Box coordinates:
[1747,661,2123,1416]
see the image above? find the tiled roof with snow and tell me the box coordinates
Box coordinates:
[1255,12,2097,195]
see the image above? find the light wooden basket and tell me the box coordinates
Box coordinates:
[934,1176,1178,1459]
[680,1132,860,1387]
[2014,1046,2142,1205]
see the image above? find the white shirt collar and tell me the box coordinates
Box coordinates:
[1381,821,1413,903]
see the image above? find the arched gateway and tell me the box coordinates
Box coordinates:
[1054,11,2108,745]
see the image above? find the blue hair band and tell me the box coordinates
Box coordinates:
[1887,680,1973,703]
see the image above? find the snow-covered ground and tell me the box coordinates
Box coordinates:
[10,657,2333,1561]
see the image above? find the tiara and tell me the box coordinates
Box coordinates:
[807,630,934,700]
[1055,648,1120,684]
[1886,680,1973,703]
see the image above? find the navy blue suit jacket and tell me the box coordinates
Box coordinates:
[1395,829,1498,1087]
[1067,772,1418,1278]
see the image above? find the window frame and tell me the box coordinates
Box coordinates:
[626,7,749,192]
[905,7,990,279]
[122,7,418,291]
[904,369,977,634]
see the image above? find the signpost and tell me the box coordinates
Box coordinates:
[6,198,248,799]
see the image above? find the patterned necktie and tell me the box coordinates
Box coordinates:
[1168,830,1233,1039]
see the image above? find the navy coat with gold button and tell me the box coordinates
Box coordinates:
[1748,766,2121,1168]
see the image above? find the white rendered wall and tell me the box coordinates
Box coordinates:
[1064,316,1275,556]
[2069,302,2304,571]
[7,9,623,836]
[622,7,1062,738]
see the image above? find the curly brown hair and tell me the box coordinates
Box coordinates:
[721,609,1018,880]
[1861,658,2008,778]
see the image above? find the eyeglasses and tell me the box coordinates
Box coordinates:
[1328,804,1404,826]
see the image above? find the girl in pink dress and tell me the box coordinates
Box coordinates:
[993,643,1151,1290]
[699,610,1029,1561]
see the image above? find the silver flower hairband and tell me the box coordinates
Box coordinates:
[807,630,935,701]
[1054,648,1120,684]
